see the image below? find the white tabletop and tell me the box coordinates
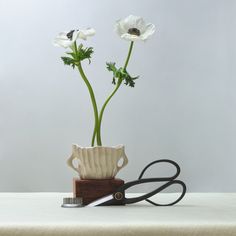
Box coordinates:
[0,193,235,236]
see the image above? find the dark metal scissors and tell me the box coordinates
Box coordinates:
[87,159,186,207]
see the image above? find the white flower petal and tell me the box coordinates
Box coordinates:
[78,28,96,40]
[115,20,127,36]
[84,28,96,36]
[118,18,130,31]
[123,15,139,27]
[78,31,87,40]
[57,32,69,40]
[125,15,146,32]
[53,31,75,48]
[140,23,155,41]
[53,37,73,48]
[57,41,72,48]
[72,30,80,42]
[121,33,142,42]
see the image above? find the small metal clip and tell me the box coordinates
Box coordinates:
[61,197,83,208]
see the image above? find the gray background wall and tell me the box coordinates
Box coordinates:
[0,0,235,192]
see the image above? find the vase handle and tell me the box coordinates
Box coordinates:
[67,145,80,174]
[117,149,128,172]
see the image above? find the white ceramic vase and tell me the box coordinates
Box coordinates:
[67,144,128,179]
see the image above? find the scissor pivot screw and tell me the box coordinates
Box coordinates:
[114,192,123,200]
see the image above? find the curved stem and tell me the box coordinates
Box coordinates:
[77,61,99,146]
[96,41,134,146]
[96,78,122,145]
[124,41,134,70]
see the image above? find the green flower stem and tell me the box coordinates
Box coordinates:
[76,61,99,147]
[124,41,134,70]
[96,41,134,146]
[96,78,122,145]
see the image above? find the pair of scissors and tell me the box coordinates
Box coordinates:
[87,159,186,207]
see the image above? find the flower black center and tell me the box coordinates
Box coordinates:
[66,30,75,40]
[128,28,140,36]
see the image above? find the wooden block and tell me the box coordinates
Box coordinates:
[73,178,125,205]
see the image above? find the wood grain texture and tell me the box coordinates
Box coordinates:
[73,178,125,205]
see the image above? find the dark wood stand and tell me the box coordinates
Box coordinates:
[73,178,125,205]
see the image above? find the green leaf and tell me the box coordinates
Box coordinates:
[79,47,94,63]
[112,77,116,85]
[123,71,139,87]
[61,57,76,69]
[106,62,119,84]
[124,76,136,87]
[66,52,76,59]
[106,62,139,87]
[106,62,117,72]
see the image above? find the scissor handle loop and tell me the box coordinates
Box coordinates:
[138,159,181,180]
[145,180,186,206]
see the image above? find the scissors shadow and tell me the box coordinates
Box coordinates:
[126,203,197,208]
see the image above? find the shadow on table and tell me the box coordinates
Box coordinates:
[124,203,198,208]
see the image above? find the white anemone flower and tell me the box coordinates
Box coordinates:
[115,15,155,42]
[53,28,95,48]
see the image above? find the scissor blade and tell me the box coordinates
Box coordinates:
[86,194,113,207]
